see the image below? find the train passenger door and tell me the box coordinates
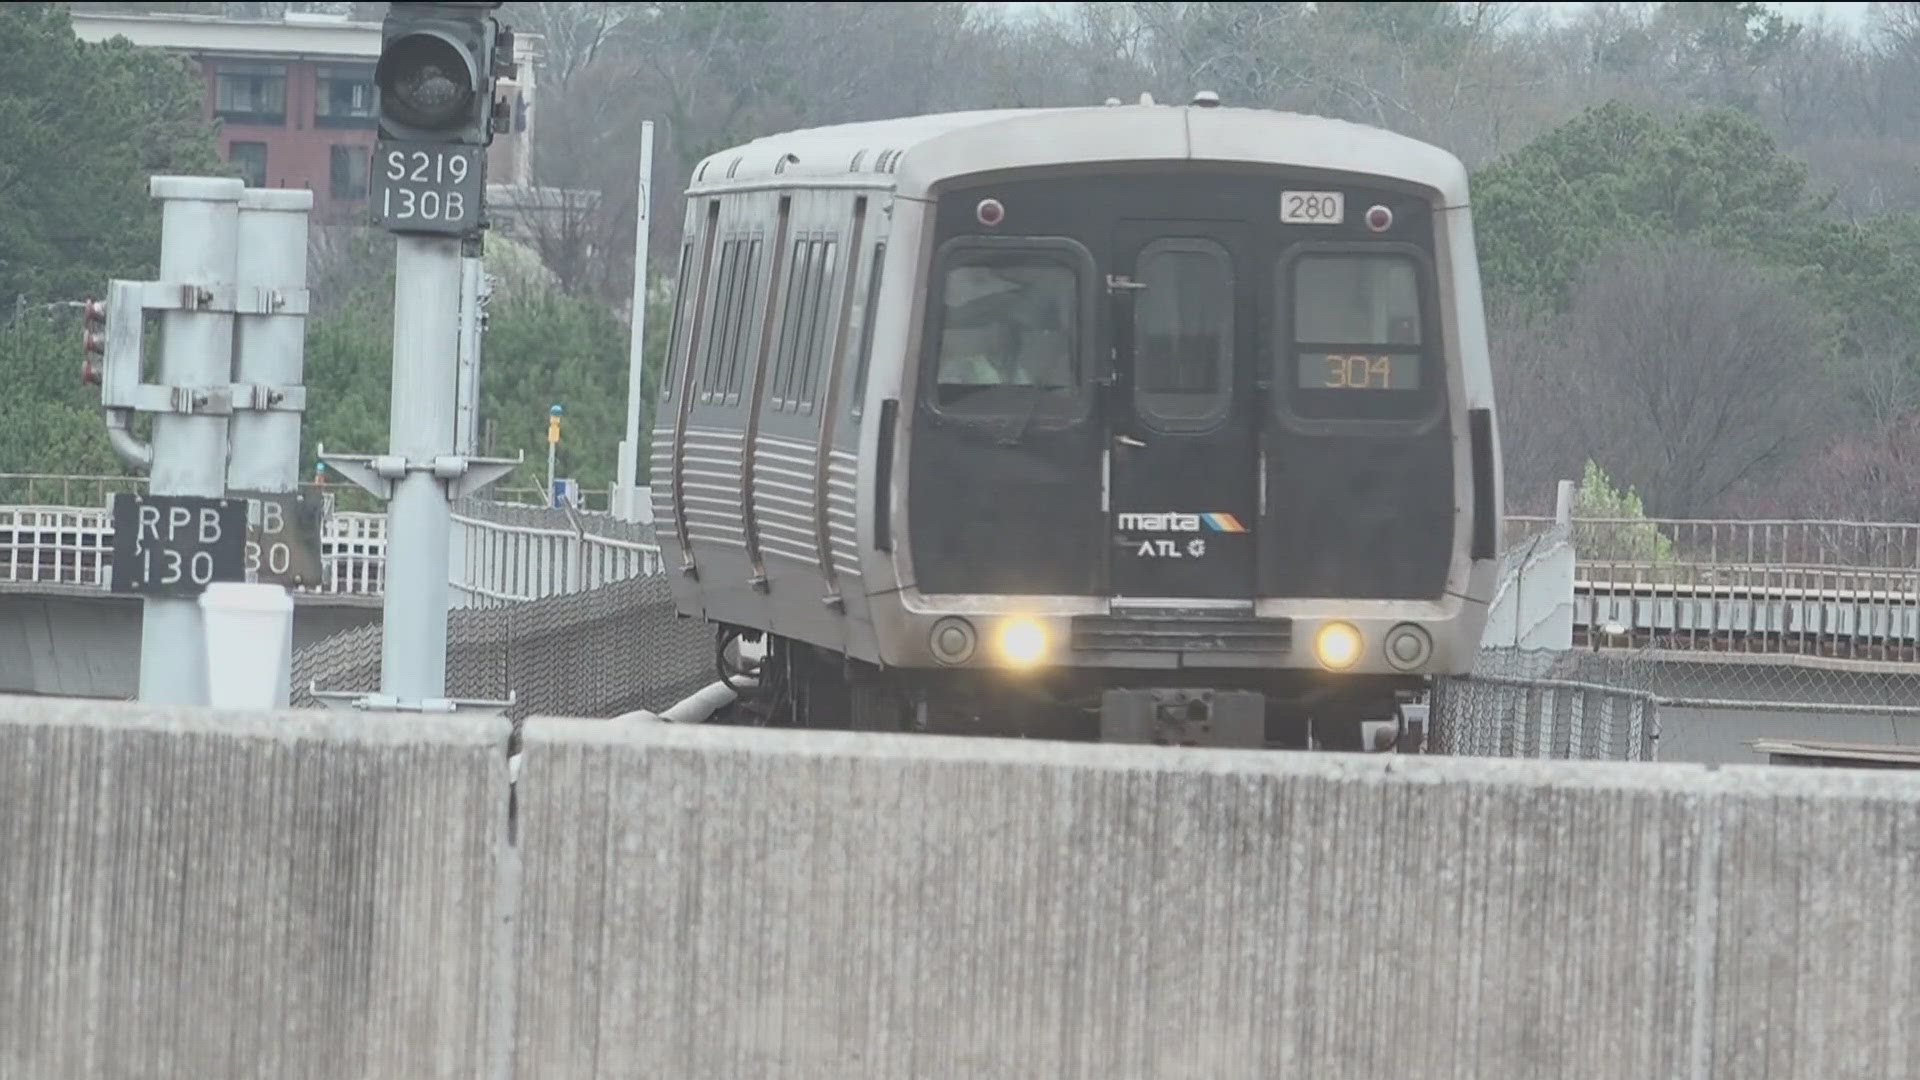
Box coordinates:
[1107,222,1257,601]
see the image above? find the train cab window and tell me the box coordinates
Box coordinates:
[1283,251,1433,423]
[1133,239,1232,430]
[931,254,1080,416]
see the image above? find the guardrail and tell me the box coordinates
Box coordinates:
[0,501,657,602]
[0,473,616,515]
[1503,514,1920,660]
[450,505,660,605]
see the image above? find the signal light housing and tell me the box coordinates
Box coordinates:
[80,297,107,387]
[374,2,510,146]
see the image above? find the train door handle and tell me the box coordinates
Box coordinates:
[1114,434,1146,448]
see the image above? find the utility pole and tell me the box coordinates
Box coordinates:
[320,0,517,712]
[614,120,655,523]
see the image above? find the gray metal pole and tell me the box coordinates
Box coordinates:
[380,234,463,702]
[226,187,312,707]
[139,176,244,705]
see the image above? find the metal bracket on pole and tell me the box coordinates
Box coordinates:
[309,684,515,717]
[319,444,523,502]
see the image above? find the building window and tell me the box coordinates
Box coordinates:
[315,65,377,127]
[230,142,267,188]
[213,62,287,125]
[329,145,369,200]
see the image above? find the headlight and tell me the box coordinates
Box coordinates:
[1384,623,1433,670]
[1314,622,1362,671]
[996,617,1047,669]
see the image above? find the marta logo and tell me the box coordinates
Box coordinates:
[1116,512,1247,533]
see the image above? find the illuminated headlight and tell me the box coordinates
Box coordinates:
[1384,623,1433,671]
[995,617,1048,669]
[1314,622,1363,671]
[930,616,977,665]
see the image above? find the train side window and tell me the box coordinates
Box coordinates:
[848,242,885,419]
[1132,238,1233,431]
[1280,249,1435,424]
[771,235,813,411]
[659,240,694,403]
[929,247,1084,418]
[794,240,838,414]
[697,239,742,403]
[717,238,761,405]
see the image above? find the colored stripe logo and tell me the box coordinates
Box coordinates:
[1201,513,1246,533]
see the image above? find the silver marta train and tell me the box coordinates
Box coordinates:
[650,97,1502,750]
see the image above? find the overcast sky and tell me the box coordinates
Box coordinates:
[1001,2,1880,34]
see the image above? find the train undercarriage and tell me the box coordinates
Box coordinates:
[711,628,1428,752]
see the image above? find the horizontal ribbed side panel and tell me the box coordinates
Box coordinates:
[753,434,821,569]
[683,428,747,548]
[827,449,861,577]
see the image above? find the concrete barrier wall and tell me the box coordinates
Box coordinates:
[6,696,1919,1078]
[0,696,511,1080]
[514,721,1920,1080]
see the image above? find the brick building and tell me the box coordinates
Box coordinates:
[72,8,534,223]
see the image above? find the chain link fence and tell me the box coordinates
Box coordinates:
[290,501,711,721]
[1429,648,1659,761]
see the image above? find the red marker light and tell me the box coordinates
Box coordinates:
[976,198,1005,227]
[1365,205,1393,232]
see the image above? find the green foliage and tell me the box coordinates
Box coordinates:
[0,3,224,479]
[1471,103,1822,308]
[0,310,122,479]
[1573,459,1675,563]
[480,282,662,492]
[0,3,225,306]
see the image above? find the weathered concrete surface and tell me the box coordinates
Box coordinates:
[513,721,1920,1079]
[0,696,510,1080]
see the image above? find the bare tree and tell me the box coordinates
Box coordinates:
[1554,239,1837,516]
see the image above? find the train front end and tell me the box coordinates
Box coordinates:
[872,108,1501,749]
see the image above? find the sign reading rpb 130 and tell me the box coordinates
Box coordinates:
[371,139,484,236]
[109,493,249,598]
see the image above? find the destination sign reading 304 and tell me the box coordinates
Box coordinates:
[371,140,484,235]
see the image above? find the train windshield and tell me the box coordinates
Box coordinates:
[1285,252,1432,421]
[933,256,1079,413]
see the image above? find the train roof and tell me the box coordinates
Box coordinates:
[687,104,1470,205]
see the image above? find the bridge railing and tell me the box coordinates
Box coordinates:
[449,501,660,606]
[1508,514,1920,659]
[0,501,658,603]
[0,472,616,515]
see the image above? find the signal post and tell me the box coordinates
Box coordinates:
[320,1,518,711]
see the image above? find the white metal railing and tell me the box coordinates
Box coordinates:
[449,511,661,605]
[1505,515,1920,659]
[0,472,618,516]
[0,502,659,601]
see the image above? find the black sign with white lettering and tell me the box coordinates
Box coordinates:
[110,493,249,597]
[235,491,324,589]
[370,139,485,236]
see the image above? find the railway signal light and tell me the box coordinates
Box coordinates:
[80,297,106,386]
[375,2,513,147]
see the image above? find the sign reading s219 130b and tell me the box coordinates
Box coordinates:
[371,139,484,236]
